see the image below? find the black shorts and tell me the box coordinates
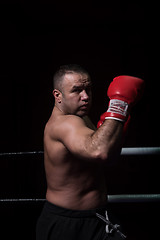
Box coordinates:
[36,201,124,240]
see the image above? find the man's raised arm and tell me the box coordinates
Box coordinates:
[56,75,145,161]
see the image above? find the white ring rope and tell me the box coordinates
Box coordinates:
[0,147,160,156]
[107,194,160,203]
[0,148,159,203]
[0,151,44,156]
[1,194,160,203]
[121,147,160,156]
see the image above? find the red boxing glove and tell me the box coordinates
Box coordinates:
[105,75,145,122]
[97,119,103,129]
[97,112,107,128]
[97,112,130,128]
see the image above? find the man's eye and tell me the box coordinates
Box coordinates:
[73,89,81,93]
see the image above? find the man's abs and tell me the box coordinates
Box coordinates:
[44,152,107,210]
[46,186,106,210]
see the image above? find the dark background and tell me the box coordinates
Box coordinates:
[0,1,159,152]
[0,1,159,240]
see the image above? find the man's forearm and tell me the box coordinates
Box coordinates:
[89,119,123,160]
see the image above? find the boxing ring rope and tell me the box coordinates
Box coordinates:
[0,147,160,156]
[0,147,160,203]
[121,147,160,156]
[1,194,160,203]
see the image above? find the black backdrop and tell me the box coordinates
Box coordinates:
[0,2,159,152]
[0,2,160,240]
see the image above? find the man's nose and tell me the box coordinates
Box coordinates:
[81,90,89,101]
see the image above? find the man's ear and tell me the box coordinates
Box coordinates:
[53,89,62,103]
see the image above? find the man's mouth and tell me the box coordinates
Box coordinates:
[80,104,89,110]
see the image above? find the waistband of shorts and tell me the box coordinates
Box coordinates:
[44,200,107,218]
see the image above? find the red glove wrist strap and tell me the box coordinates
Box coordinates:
[105,99,129,122]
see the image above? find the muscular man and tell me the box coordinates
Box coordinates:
[36,64,144,240]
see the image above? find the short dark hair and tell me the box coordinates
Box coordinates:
[53,64,90,90]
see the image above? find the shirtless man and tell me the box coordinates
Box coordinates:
[36,64,144,240]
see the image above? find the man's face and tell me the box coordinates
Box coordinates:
[60,72,92,117]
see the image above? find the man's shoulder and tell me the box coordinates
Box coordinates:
[47,114,84,128]
[44,114,85,140]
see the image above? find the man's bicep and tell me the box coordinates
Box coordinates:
[58,117,94,157]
